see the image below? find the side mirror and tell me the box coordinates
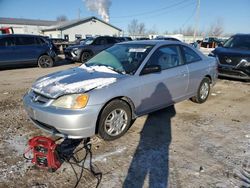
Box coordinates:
[140,64,161,75]
[217,42,223,47]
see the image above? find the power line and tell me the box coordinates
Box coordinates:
[110,0,194,19]
[111,0,196,24]
[180,2,197,28]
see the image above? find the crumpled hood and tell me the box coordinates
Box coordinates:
[32,65,125,98]
[214,47,250,57]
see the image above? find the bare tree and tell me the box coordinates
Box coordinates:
[207,19,224,36]
[138,23,146,35]
[147,25,158,35]
[164,30,169,35]
[127,19,146,35]
[56,15,68,22]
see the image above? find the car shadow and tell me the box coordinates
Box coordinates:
[123,83,176,188]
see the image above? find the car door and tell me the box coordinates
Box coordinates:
[180,45,205,96]
[14,36,38,63]
[0,36,16,66]
[135,45,189,115]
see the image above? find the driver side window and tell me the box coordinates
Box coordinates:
[94,38,107,45]
[147,45,182,70]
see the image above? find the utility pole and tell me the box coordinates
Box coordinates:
[193,0,200,42]
[78,8,81,20]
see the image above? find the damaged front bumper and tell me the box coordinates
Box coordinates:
[23,93,102,139]
[218,64,250,81]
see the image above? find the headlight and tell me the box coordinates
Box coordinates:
[240,59,250,67]
[72,48,79,55]
[52,94,89,109]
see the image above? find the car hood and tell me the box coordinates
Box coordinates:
[214,47,250,56]
[32,65,126,98]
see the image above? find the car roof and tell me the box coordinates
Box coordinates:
[118,40,183,46]
[233,33,250,37]
[0,34,44,38]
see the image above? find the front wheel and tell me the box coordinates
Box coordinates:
[80,51,92,63]
[98,100,132,141]
[191,77,211,103]
[38,55,54,68]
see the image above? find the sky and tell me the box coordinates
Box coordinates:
[0,0,249,35]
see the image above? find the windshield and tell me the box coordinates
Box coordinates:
[85,44,154,75]
[223,35,250,50]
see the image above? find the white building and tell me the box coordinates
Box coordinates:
[0,17,56,35]
[0,16,122,41]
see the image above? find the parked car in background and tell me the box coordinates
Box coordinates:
[154,36,181,42]
[209,34,250,81]
[64,36,119,63]
[23,40,217,141]
[201,37,222,48]
[116,37,132,42]
[136,37,150,40]
[0,34,57,68]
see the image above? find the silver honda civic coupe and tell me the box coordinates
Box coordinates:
[23,40,217,140]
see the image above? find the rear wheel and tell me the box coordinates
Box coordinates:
[98,100,132,141]
[38,55,54,68]
[191,77,210,103]
[80,51,92,63]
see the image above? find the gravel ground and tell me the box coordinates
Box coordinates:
[0,63,250,188]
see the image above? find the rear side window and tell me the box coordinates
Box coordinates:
[182,46,201,63]
[36,37,47,45]
[0,37,15,46]
[107,37,117,44]
[15,36,36,46]
[94,37,107,45]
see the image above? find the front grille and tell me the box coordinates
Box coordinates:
[218,55,242,66]
[219,68,248,78]
[29,90,50,104]
[31,118,61,134]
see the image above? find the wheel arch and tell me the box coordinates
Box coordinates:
[204,74,212,83]
[80,49,94,56]
[95,96,136,134]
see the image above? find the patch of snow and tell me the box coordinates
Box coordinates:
[34,74,72,89]
[80,64,118,74]
[5,136,28,156]
[92,146,126,162]
[211,93,217,96]
[0,160,32,182]
[49,77,117,94]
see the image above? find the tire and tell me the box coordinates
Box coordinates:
[191,77,211,104]
[38,55,54,68]
[98,100,132,141]
[80,51,92,63]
